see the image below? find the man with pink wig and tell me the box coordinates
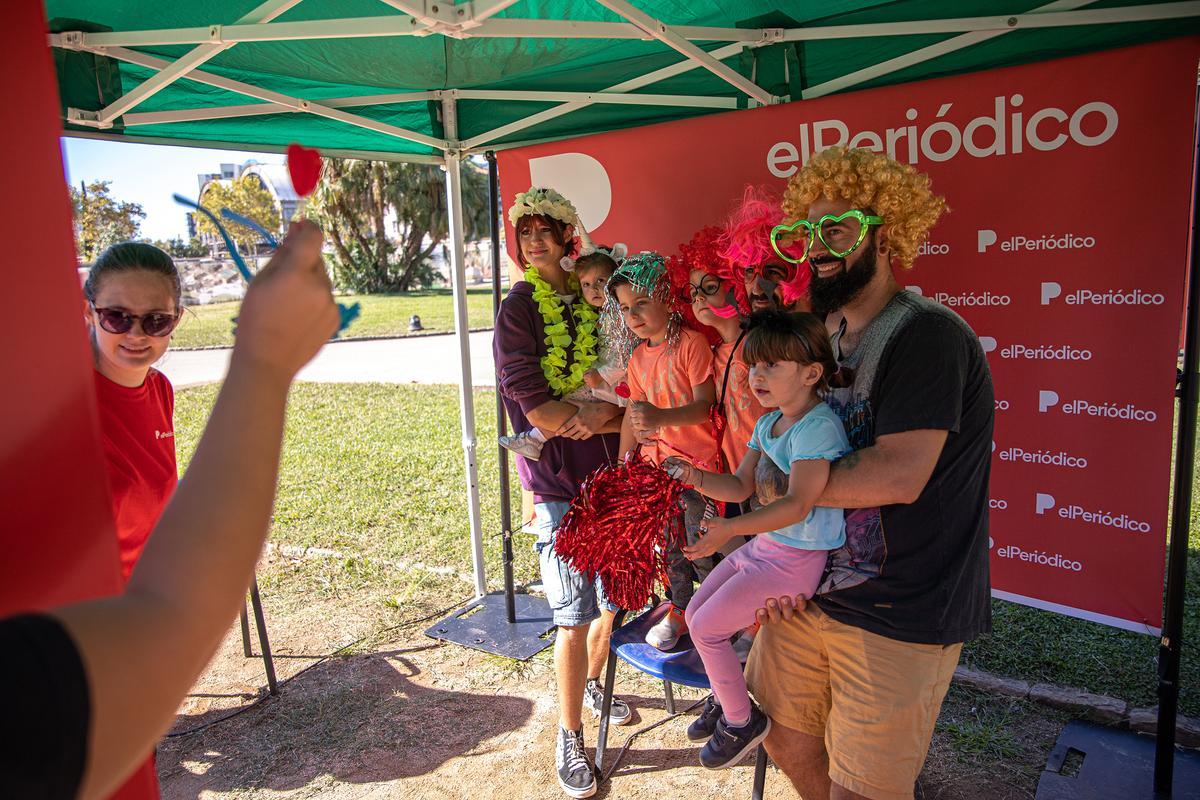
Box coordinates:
[716,186,811,315]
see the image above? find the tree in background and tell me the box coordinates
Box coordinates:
[194,174,281,257]
[307,157,490,293]
[69,180,146,262]
[151,236,207,259]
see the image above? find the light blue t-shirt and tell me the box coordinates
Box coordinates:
[746,402,850,550]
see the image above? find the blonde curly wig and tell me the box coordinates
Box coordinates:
[782,147,948,270]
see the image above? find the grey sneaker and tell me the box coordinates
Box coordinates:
[584,678,632,726]
[686,694,722,742]
[645,604,687,650]
[699,704,772,770]
[555,726,597,798]
[500,430,544,461]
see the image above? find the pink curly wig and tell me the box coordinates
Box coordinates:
[716,185,811,309]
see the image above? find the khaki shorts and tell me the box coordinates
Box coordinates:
[745,604,961,800]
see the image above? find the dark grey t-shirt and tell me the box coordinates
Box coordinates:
[815,290,995,645]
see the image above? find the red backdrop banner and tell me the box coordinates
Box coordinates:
[498,37,1200,634]
[0,0,121,616]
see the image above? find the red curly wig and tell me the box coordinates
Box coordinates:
[667,227,724,347]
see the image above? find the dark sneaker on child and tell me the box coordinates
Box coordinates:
[686,694,722,742]
[699,704,772,770]
[584,679,632,725]
[556,726,597,798]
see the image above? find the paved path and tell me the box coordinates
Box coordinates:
[156,331,497,388]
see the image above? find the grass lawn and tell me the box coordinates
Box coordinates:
[172,286,497,349]
[175,382,1200,717]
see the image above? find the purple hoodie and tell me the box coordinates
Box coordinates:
[493,282,619,503]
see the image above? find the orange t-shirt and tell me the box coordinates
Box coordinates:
[626,327,718,469]
[713,340,768,472]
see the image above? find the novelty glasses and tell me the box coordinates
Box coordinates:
[770,209,884,265]
[91,304,181,337]
[682,273,725,303]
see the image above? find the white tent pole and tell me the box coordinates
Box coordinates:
[803,0,1101,99]
[93,0,304,124]
[441,96,488,598]
[592,0,774,105]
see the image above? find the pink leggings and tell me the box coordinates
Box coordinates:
[685,535,827,725]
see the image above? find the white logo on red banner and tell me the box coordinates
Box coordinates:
[766,96,1120,176]
[1038,390,1158,422]
[1041,282,1166,306]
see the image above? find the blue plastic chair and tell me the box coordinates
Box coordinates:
[595,602,768,797]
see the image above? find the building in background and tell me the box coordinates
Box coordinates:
[187,160,299,245]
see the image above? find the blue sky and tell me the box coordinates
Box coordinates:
[61,137,284,242]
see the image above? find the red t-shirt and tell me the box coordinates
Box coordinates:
[94,368,177,583]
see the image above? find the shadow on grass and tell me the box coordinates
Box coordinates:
[159,646,534,798]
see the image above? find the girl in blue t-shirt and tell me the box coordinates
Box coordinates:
[664,309,850,771]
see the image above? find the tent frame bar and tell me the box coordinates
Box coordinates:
[459,39,755,150]
[62,128,446,164]
[91,0,305,125]
[592,0,775,105]
[118,88,738,128]
[65,45,449,151]
[121,92,443,127]
[49,1,1199,150]
[803,0,1101,99]
[51,2,1200,49]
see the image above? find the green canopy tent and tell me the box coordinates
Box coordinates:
[46,0,1200,603]
[45,0,1200,786]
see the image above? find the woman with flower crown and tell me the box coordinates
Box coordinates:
[492,186,630,799]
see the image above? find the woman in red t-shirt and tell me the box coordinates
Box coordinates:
[83,242,183,800]
[84,242,183,584]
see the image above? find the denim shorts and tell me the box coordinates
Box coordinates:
[533,501,618,627]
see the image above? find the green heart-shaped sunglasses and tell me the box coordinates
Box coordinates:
[770,209,884,264]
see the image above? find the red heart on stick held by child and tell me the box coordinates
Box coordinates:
[286,143,322,197]
[615,382,631,399]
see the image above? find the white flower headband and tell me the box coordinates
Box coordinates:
[508,186,599,271]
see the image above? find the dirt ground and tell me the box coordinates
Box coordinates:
[158,561,1069,800]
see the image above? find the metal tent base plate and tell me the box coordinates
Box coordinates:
[1035,720,1200,799]
[425,592,556,660]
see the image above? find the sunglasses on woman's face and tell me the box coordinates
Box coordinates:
[91,305,181,337]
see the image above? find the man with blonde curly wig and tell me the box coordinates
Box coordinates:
[746,147,995,800]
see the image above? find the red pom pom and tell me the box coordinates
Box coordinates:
[286,143,322,197]
[553,450,685,610]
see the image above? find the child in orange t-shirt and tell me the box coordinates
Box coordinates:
[610,252,718,650]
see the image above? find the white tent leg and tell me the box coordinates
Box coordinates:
[442,99,487,598]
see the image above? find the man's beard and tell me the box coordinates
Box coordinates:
[809,238,879,315]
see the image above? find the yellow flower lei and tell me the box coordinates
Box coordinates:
[524,265,599,396]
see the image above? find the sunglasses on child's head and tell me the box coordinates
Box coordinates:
[91,304,181,337]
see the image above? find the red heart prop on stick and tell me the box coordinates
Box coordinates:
[286,143,322,197]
